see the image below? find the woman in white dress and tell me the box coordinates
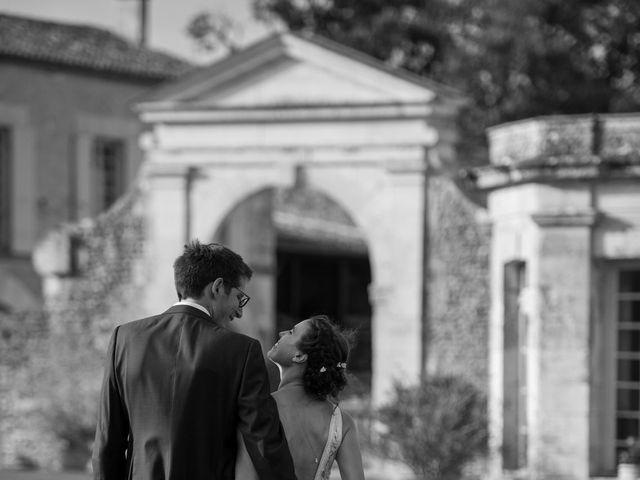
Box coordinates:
[237,314,365,480]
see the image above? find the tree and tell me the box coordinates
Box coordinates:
[252,0,640,162]
[186,10,244,54]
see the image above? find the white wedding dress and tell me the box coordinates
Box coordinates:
[236,405,343,480]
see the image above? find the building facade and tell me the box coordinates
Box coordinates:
[472,114,640,480]
[0,13,191,313]
[134,32,470,402]
[0,13,191,469]
[3,27,491,470]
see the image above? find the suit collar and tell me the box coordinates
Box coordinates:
[174,299,210,316]
[166,304,214,323]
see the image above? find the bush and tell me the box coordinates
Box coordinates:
[48,408,95,470]
[377,375,488,480]
[619,437,640,465]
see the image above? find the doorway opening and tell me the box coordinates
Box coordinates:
[273,186,372,395]
[213,184,373,396]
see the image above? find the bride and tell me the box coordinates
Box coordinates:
[237,315,366,480]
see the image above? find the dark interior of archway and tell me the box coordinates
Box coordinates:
[275,248,372,397]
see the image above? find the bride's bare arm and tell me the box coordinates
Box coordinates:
[336,412,365,480]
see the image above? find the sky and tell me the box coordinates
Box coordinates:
[0,0,274,64]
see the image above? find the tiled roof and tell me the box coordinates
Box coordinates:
[0,13,193,80]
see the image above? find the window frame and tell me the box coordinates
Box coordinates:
[593,260,640,475]
[91,135,126,214]
[0,125,12,253]
[502,259,528,471]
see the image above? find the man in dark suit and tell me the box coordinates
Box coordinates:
[92,240,296,480]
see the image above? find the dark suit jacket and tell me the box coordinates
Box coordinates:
[92,305,296,480]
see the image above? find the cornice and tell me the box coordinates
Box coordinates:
[531,209,599,227]
[139,103,433,124]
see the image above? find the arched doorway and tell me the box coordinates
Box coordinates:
[213,183,372,395]
[273,185,372,395]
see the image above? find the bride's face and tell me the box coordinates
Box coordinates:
[267,319,312,366]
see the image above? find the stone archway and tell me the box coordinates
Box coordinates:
[137,33,464,402]
[141,153,426,402]
[210,182,373,394]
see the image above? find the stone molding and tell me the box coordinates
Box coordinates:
[140,103,434,124]
[466,157,640,190]
[531,209,599,227]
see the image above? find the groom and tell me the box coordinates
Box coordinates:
[92,240,296,480]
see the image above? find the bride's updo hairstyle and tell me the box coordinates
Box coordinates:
[298,315,352,401]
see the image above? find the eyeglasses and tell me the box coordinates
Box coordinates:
[236,287,250,308]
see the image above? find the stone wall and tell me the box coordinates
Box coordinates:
[0,188,147,470]
[0,170,494,471]
[427,175,491,391]
[474,113,640,480]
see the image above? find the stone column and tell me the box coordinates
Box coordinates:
[141,163,189,314]
[370,161,425,404]
[529,210,596,480]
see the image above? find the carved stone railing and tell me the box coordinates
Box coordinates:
[488,115,593,165]
[464,113,640,189]
[488,113,640,164]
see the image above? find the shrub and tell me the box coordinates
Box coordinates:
[377,375,488,480]
[47,407,95,470]
[619,437,640,465]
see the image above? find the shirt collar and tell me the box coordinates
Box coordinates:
[173,300,211,317]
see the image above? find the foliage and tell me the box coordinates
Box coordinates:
[185,10,244,54]
[2,190,147,469]
[47,406,95,469]
[251,0,640,161]
[619,437,640,465]
[0,310,47,369]
[377,375,488,480]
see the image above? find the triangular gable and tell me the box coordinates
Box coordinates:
[137,33,464,110]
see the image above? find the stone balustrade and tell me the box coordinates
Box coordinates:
[487,113,640,165]
[466,113,640,190]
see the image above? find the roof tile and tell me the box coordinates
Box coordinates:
[0,13,194,80]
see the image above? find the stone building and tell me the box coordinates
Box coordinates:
[0,13,191,314]
[2,28,491,470]
[10,20,640,477]
[133,31,486,402]
[0,13,191,469]
[471,114,640,480]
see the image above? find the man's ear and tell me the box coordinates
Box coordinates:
[211,278,224,297]
[292,352,308,364]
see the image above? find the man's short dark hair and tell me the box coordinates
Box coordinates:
[173,240,253,300]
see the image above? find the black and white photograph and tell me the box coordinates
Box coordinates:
[0,1,639,479]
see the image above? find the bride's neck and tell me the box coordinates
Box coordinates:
[278,366,305,390]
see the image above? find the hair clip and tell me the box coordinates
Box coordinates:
[337,362,347,369]
[319,366,327,373]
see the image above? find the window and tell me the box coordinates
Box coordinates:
[92,137,125,213]
[591,262,640,474]
[616,269,640,458]
[503,260,527,470]
[0,126,12,253]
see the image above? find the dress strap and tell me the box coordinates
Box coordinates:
[313,406,343,480]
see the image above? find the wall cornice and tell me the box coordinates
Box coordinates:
[139,102,434,124]
[531,209,599,227]
[467,157,640,190]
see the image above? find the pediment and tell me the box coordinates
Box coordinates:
[138,33,464,111]
[195,58,422,107]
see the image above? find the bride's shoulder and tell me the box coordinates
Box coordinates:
[334,406,358,435]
